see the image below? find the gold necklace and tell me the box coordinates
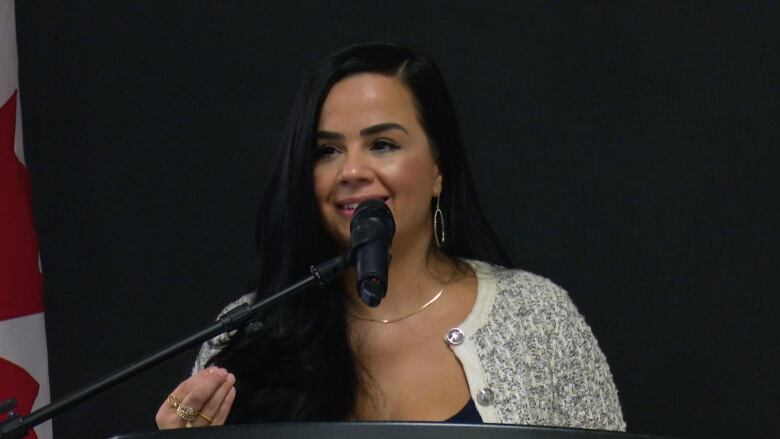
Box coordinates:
[348,287,445,324]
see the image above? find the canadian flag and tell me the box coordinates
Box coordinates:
[0,1,53,438]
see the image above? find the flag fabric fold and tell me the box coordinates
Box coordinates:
[0,1,53,437]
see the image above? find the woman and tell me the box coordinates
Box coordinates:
[156,42,626,430]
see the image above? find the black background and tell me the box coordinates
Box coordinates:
[14,1,779,438]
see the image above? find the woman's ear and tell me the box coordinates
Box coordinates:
[433,166,443,197]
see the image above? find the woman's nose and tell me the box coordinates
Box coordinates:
[338,150,374,184]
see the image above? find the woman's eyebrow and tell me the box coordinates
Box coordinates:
[317,130,344,140]
[317,123,408,140]
[360,123,408,136]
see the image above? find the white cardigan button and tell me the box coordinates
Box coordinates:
[445,328,465,345]
[476,387,495,406]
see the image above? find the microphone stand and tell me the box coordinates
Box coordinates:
[0,254,349,439]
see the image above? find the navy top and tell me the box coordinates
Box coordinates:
[443,398,483,424]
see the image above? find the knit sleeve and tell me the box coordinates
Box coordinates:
[548,286,626,431]
[191,291,257,374]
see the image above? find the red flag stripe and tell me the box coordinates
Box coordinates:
[0,91,44,320]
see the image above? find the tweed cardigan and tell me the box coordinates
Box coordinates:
[446,259,625,430]
[194,259,626,431]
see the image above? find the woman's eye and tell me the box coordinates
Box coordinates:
[315,145,339,159]
[371,139,400,152]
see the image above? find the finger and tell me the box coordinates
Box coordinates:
[174,367,223,398]
[211,386,236,426]
[156,400,175,429]
[157,368,228,429]
[196,372,236,426]
[156,377,200,430]
[156,392,192,430]
[181,368,229,405]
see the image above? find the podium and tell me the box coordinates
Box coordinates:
[110,422,676,439]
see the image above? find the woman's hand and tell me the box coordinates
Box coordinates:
[155,367,236,429]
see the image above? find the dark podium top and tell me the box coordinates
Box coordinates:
[111,422,676,439]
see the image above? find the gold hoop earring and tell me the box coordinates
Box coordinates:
[434,196,445,249]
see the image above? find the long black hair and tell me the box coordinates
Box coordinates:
[210,42,511,422]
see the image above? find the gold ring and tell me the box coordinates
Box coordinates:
[167,394,182,409]
[176,403,198,426]
[197,411,213,424]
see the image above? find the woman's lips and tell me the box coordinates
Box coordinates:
[338,207,357,218]
[335,197,390,218]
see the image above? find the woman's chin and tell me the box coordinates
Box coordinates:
[332,233,351,252]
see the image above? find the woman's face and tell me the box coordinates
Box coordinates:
[314,73,442,251]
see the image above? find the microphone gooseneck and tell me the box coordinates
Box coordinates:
[349,199,395,307]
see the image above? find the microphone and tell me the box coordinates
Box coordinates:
[349,199,395,307]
